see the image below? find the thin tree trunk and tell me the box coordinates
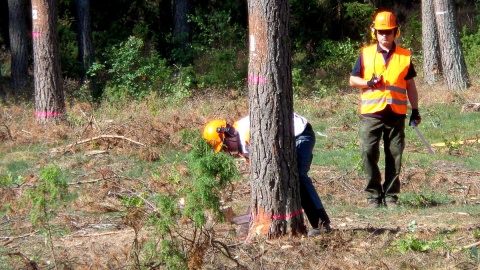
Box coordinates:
[8,0,30,96]
[0,65,5,103]
[76,0,96,97]
[32,0,65,124]
[422,0,441,85]
[173,0,190,49]
[433,0,469,90]
[248,0,305,238]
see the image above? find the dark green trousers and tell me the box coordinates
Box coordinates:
[360,115,405,200]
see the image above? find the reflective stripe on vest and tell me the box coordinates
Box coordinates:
[361,44,410,114]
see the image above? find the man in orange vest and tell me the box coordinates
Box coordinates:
[203,113,332,236]
[349,10,421,208]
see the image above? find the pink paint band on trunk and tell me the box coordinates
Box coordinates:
[35,111,64,118]
[271,209,303,220]
[32,32,41,37]
[248,76,266,83]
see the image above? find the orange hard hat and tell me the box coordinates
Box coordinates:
[203,119,227,153]
[373,11,398,30]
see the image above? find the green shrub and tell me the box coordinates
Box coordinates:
[389,234,450,254]
[142,136,239,268]
[399,191,453,208]
[26,164,69,225]
[101,36,172,102]
[461,26,480,75]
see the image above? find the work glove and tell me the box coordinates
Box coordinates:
[409,109,422,126]
[367,74,383,89]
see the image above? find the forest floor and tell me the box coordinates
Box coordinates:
[0,82,480,269]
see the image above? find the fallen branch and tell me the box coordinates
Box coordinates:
[463,241,480,249]
[70,229,134,238]
[0,231,39,240]
[51,135,146,154]
[68,135,146,148]
[7,252,38,270]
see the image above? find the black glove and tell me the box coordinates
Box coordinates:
[409,109,422,126]
[367,75,383,89]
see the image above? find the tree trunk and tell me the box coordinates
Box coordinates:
[76,0,96,97]
[32,0,65,124]
[8,0,30,96]
[0,65,5,103]
[157,0,173,57]
[433,0,469,90]
[247,0,306,238]
[422,0,441,85]
[173,0,190,49]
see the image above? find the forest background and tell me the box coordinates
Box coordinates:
[0,0,480,269]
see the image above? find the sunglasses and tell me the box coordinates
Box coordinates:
[377,29,394,36]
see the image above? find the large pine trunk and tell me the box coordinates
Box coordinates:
[422,0,441,85]
[433,0,469,90]
[247,0,306,238]
[32,0,65,124]
[8,0,30,95]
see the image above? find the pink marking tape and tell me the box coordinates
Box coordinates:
[271,209,303,220]
[35,111,64,118]
[32,32,41,38]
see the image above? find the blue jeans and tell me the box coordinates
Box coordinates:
[296,124,325,227]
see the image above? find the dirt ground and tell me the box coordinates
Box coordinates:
[1,88,480,269]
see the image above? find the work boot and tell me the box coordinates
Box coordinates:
[318,208,332,233]
[385,195,399,208]
[367,198,383,208]
[307,228,321,237]
[321,221,332,233]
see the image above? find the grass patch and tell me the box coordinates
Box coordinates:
[399,190,453,208]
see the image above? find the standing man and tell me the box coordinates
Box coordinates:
[349,10,421,208]
[203,113,332,236]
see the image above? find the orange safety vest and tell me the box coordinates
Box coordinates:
[360,44,410,115]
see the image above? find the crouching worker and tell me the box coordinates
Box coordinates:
[203,113,332,236]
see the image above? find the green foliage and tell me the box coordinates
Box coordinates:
[0,172,23,187]
[121,194,145,207]
[58,10,81,78]
[190,10,245,50]
[474,229,480,239]
[399,13,422,54]
[389,234,450,254]
[399,191,452,208]
[101,36,173,102]
[461,26,480,75]
[343,2,376,41]
[143,135,238,267]
[189,10,247,90]
[316,37,361,73]
[26,164,69,225]
[195,48,247,90]
[292,38,361,97]
[169,66,195,101]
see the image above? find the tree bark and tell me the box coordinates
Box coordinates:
[76,0,95,95]
[422,0,441,85]
[433,0,469,90]
[0,64,4,103]
[173,0,191,49]
[248,0,306,238]
[32,0,66,124]
[8,0,30,96]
